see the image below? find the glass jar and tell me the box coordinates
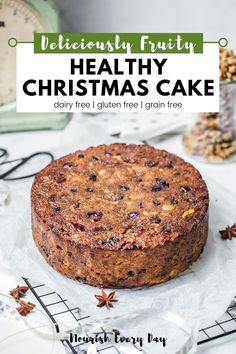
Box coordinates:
[183,81,236,163]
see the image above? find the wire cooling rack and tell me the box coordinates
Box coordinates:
[22,277,142,353]
[21,277,236,353]
[198,298,236,344]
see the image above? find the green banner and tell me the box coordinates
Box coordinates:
[34,33,203,54]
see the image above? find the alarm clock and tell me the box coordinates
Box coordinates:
[0,0,68,132]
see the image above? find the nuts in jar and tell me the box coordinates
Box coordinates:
[183,48,236,163]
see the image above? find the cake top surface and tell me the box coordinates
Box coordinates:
[31,143,209,250]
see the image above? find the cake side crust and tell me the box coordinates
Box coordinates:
[32,207,208,288]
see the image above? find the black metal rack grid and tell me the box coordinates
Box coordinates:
[22,277,142,353]
[22,277,236,353]
[198,298,236,345]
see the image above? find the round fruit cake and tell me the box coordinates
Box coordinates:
[31,143,209,288]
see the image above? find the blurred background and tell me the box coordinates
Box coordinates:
[54,0,235,49]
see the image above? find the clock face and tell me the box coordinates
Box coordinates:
[0,0,47,107]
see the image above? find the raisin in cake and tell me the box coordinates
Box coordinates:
[31,143,209,288]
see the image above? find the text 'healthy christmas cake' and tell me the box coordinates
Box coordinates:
[31,144,209,288]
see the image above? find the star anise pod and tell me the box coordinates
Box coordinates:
[219,223,236,240]
[10,285,29,300]
[95,290,117,309]
[16,300,35,316]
